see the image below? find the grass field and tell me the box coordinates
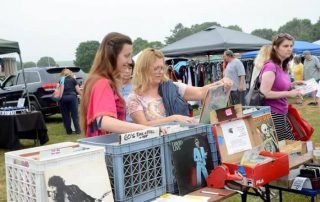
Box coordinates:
[0,98,319,201]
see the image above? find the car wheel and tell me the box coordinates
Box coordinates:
[30,101,40,112]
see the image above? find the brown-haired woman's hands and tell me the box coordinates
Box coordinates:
[288,89,302,98]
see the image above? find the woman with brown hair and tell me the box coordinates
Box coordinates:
[80,32,148,137]
[260,33,302,140]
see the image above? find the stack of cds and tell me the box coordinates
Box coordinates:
[0,107,28,115]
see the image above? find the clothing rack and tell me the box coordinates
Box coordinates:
[172,59,254,88]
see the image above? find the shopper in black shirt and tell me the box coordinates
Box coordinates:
[59,68,82,134]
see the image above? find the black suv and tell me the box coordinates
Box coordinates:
[0,66,86,116]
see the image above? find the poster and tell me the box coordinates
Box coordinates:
[252,113,279,152]
[220,119,252,155]
[170,133,213,195]
[45,157,113,202]
[199,84,231,124]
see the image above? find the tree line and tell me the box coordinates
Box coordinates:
[22,17,320,73]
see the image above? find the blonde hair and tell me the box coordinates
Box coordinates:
[254,44,272,70]
[132,48,168,93]
[60,68,73,77]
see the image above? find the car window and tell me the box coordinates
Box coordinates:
[17,72,40,85]
[3,75,17,87]
[47,69,86,85]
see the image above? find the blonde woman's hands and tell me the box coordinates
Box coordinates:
[220,77,233,91]
[171,115,198,124]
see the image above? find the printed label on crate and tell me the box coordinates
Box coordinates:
[39,147,73,159]
[13,159,30,167]
[120,127,160,144]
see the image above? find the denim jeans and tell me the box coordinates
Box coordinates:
[59,94,80,134]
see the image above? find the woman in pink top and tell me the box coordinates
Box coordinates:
[80,32,148,137]
[260,33,302,141]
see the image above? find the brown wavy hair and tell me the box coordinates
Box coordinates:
[80,32,132,133]
[270,33,294,71]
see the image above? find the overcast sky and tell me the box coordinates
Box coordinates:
[1,0,320,62]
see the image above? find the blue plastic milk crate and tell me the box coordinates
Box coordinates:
[78,134,166,202]
[162,123,219,194]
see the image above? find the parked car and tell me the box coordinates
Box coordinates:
[0,66,86,116]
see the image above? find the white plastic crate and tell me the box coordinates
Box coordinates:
[5,142,105,202]
[78,134,166,202]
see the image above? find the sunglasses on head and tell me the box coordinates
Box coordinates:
[274,33,294,40]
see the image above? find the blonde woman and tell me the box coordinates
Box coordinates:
[127,48,232,126]
[59,68,82,134]
[250,44,272,88]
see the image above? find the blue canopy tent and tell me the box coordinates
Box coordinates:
[241,41,320,59]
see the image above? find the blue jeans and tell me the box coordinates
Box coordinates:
[59,94,80,134]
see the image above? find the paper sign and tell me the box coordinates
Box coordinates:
[306,141,313,153]
[17,98,25,108]
[221,119,252,155]
[295,78,318,95]
[120,127,160,144]
[291,177,312,190]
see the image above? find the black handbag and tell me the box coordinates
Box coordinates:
[245,74,265,106]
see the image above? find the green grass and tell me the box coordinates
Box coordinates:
[0,98,320,201]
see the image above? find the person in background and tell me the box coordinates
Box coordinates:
[59,68,82,135]
[303,50,320,105]
[223,50,246,105]
[293,55,304,104]
[260,33,302,141]
[80,32,148,137]
[250,45,272,88]
[120,60,134,122]
[127,48,232,126]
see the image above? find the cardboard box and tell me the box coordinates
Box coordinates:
[214,116,289,188]
[279,140,307,155]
